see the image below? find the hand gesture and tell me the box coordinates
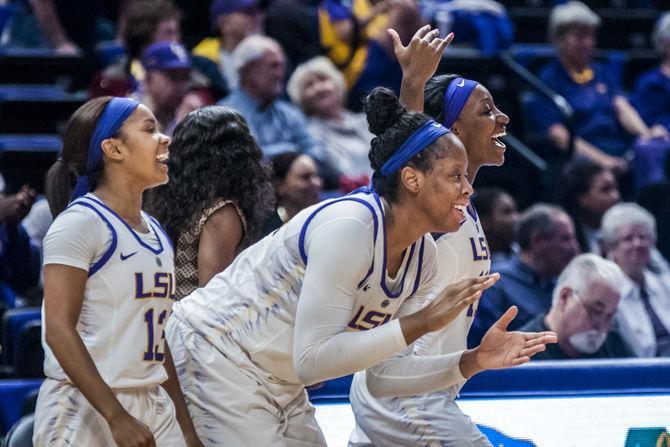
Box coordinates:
[423,273,499,332]
[108,412,156,447]
[0,185,36,225]
[475,306,557,370]
[389,25,454,85]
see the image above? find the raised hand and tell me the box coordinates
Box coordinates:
[423,273,499,332]
[390,25,454,86]
[475,306,558,370]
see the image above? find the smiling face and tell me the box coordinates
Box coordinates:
[410,134,473,233]
[451,84,509,170]
[111,105,171,189]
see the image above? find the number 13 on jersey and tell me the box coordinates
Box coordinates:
[143,308,168,362]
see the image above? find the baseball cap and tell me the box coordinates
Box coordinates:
[210,0,259,20]
[141,41,192,71]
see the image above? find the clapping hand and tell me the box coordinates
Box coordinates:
[475,306,558,370]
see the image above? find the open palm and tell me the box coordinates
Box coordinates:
[476,306,558,370]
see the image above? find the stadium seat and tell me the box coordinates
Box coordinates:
[0,48,83,87]
[0,380,41,436]
[0,89,86,133]
[0,308,40,368]
[0,135,61,195]
[1,413,33,447]
[13,320,43,379]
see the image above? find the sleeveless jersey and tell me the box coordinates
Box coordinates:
[42,194,176,388]
[171,189,435,387]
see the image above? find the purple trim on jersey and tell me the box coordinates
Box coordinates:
[146,214,173,251]
[298,194,380,289]
[408,235,426,298]
[370,192,420,299]
[467,203,479,222]
[69,201,118,278]
[82,196,165,255]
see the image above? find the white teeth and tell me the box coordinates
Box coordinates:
[492,130,507,139]
[453,204,467,213]
[156,153,168,162]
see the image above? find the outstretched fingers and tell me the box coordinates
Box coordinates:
[436,32,455,52]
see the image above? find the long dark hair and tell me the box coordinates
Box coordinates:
[366,87,450,203]
[45,96,113,217]
[148,105,274,248]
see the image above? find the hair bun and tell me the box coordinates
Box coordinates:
[365,87,407,136]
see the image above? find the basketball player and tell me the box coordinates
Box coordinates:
[33,97,202,447]
[349,28,558,446]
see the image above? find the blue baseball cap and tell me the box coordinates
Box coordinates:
[141,41,191,71]
[210,0,259,20]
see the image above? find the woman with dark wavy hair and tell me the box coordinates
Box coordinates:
[147,105,274,299]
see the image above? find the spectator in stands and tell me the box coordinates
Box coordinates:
[219,35,324,162]
[602,203,670,357]
[538,1,668,175]
[520,253,633,360]
[18,0,105,54]
[192,0,264,91]
[472,187,519,267]
[146,106,274,299]
[557,158,620,254]
[138,41,206,136]
[287,56,373,184]
[637,152,670,263]
[469,203,579,346]
[0,185,40,308]
[90,0,182,97]
[632,12,670,132]
[262,152,323,236]
[319,0,423,109]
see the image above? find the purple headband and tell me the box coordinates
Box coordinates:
[70,97,140,202]
[379,120,450,177]
[442,77,478,129]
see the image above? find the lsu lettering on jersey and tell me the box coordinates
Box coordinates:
[42,194,176,388]
[349,204,492,446]
[171,189,435,405]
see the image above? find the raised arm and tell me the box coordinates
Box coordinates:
[391,26,454,112]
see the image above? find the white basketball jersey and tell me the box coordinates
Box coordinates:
[42,194,175,388]
[349,206,492,445]
[171,189,433,391]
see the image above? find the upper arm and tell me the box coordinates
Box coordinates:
[43,264,89,333]
[42,209,106,333]
[197,204,244,287]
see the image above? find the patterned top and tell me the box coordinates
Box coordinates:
[174,199,246,299]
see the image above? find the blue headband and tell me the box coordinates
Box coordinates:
[379,120,450,177]
[70,97,140,201]
[442,77,478,129]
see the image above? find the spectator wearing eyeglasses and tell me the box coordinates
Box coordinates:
[519,253,633,360]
